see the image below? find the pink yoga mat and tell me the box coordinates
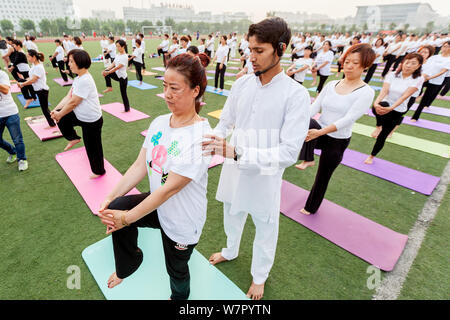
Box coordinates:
[280,180,408,271]
[10,83,21,93]
[156,93,206,105]
[437,95,450,101]
[101,103,150,123]
[53,78,73,86]
[25,116,62,141]
[55,147,140,215]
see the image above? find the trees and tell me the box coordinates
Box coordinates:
[389,22,397,30]
[425,21,434,34]
[0,19,14,35]
[19,19,36,34]
[39,19,52,36]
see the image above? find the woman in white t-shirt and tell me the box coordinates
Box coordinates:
[198,38,206,54]
[166,37,179,59]
[212,35,230,93]
[49,39,70,82]
[157,34,170,67]
[311,40,334,93]
[295,44,376,215]
[129,38,144,85]
[177,36,189,55]
[102,40,131,112]
[364,38,385,83]
[51,49,105,178]
[365,53,424,164]
[205,34,215,58]
[287,46,314,85]
[18,50,55,127]
[98,54,212,300]
[411,41,450,121]
[105,36,116,63]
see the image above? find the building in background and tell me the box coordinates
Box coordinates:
[91,10,116,21]
[0,0,75,31]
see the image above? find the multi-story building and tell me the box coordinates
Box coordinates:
[91,10,116,21]
[0,0,75,31]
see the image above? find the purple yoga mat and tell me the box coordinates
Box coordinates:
[227,66,239,70]
[207,70,236,77]
[315,148,440,195]
[101,103,150,123]
[56,147,140,215]
[53,78,73,86]
[409,103,450,117]
[367,110,450,134]
[280,180,408,271]
[437,95,450,101]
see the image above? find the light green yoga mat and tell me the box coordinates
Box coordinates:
[352,123,450,158]
[82,228,249,300]
[225,80,235,86]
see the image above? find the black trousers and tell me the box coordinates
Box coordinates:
[381,54,396,78]
[299,119,351,214]
[17,71,36,100]
[412,82,442,120]
[364,63,378,84]
[162,51,168,67]
[50,56,58,68]
[141,53,146,70]
[316,74,329,93]
[439,76,450,96]
[133,61,143,82]
[57,60,68,82]
[65,59,74,79]
[214,63,226,90]
[205,49,211,58]
[35,90,55,127]
[105,73,130,112]
[392,54,405,71]
[371,108,403,157]
[108,193,197,300]
[397,97,416,125]
[56,111,105,175]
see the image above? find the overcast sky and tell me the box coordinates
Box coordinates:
[74,0,450,21]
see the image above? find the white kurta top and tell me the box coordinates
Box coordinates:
[213,71,310,222]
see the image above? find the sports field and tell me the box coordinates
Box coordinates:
[0,38,448,300]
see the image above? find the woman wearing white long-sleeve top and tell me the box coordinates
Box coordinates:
[296,44,376,215]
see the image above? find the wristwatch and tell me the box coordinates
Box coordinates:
[234,146,243,161]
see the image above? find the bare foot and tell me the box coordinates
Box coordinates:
[364,156,374,164]
[90,173,103,179]
[24,100,32,109]
[295,161,315,170]
[107,272,123,289]
[103,88,113,94]
[209,252,228,266]
[311,81,316,86]
[371,126,382,138]
[410,119,417,122]
[246,281,264,300]
[300,208,311,215]
[64,139,81,151]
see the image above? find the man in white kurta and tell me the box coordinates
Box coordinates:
[202,17,310,300]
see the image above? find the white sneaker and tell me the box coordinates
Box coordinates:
[18,160,28,171]
[6,154,17,164]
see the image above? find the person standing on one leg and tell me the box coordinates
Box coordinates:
[202,18,310,300]
[18,50,55,128]
[0,69,28,171]
[295,44,376,215]
[102,40,131,112]
[311,40,334,93]
[129,39,143,85]
[50,40,69,82]
[212,35,229,93]
[364,38,385,84]
[51,49,105,179]
[365,53,424,164]
[381,34,402,78]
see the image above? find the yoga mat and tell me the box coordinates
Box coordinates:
[227,66,239,70]
[205,86,230,97]
[437,95,450,101]
[228,61,240,65]
[101,103,150,123]
[82,228,249,300]
[409,103,450,118]
[367,110,450,134]
[152,67,166,72]
[208,109,222,119]
[156,76,213,80]
[55,147,140,215]
[308,87,317,92]
[231,58,240,62]
[224,80,235,86]
[314,148,440,195]
[280,180,408,271]
[206,70,236,77]
[129,70,158,76]
[24,115,62,141]
[127,80,158,91]
[53,78,73,86]
[16,94,46,108]
[10,83,21,93]
[352,123,450,158]
[370,86,382,91]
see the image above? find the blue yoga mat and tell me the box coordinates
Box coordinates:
[127,80,158,90]
[16,94,49,108]
[205,86,230,97]
[82,228,249,300]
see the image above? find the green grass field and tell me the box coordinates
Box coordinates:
[0,38,448,300]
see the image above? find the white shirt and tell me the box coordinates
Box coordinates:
[311,80,375,139]
[198,45,205,53]
[107,43,116,58]
[143,114,212,245]
[29,63,49,91]
[71,73,102,123]
[386,42,402,55]
[213,71,310,222]
[373,46,386,64]
[239,39,249,51]
[294,42,307,56]
[55,46,65,61]
[243,47,253,73]
[140,39,146,52]
[293,58,313,82]
[25,41,38,51]
[114,54,128,79]
[0,70,18,118]
[383,72,424,112]
[207,39,215,51]
[131,38,136,48]
[426,55,450,85]
[132,47,143,64]
[315,50,334,76]
[169,44,179,58]
[177,47,187,55]
[100,40,108,50]
[160,39,169,52]
[215,45,229,66]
